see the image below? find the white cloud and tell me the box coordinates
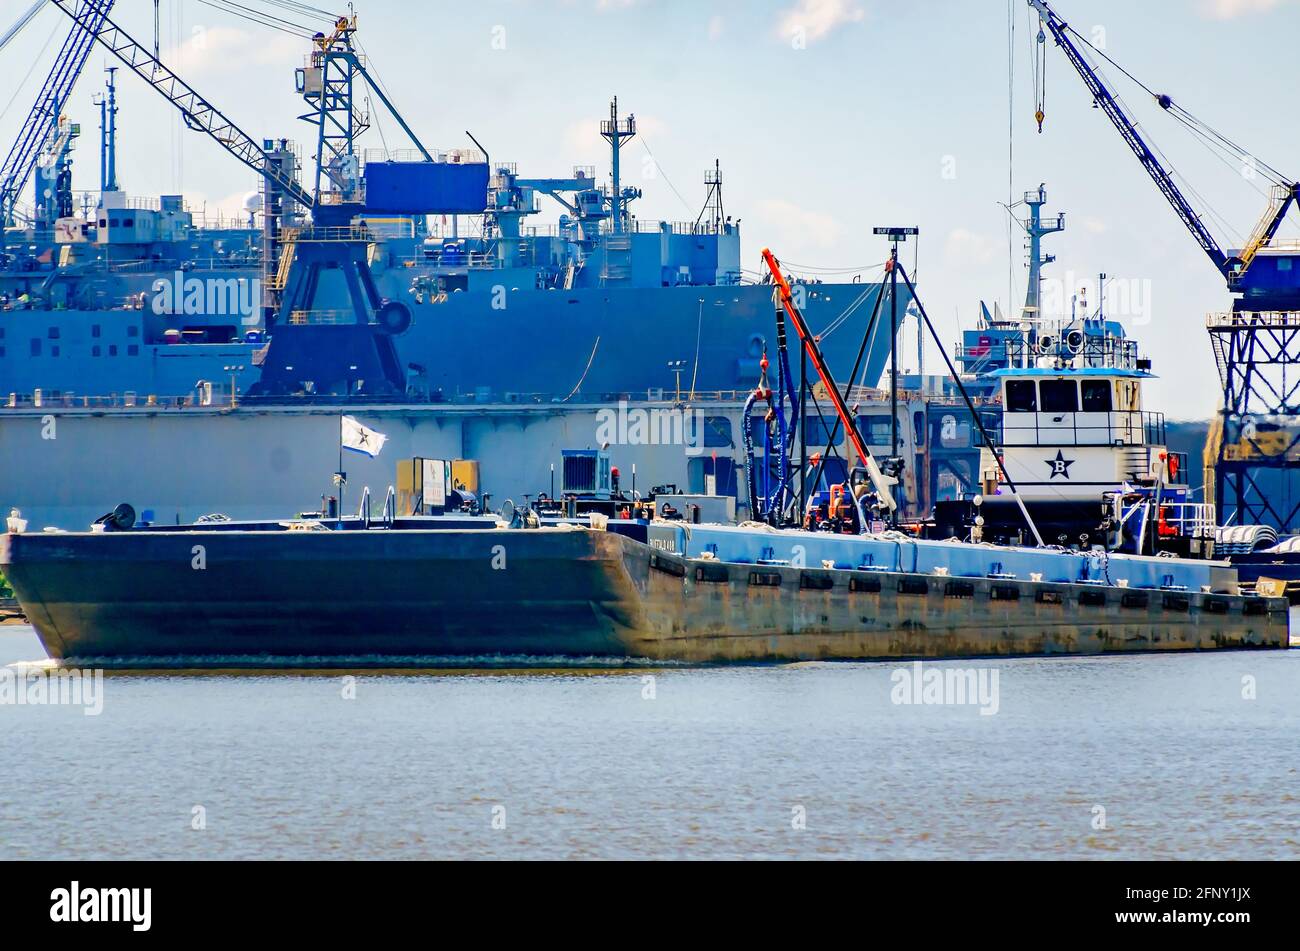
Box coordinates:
[1199,0,1292,18]
[708,15,725,41]
[164,25,303,76]
[775,0,866,45]
[755,199,844,251]
[1083,217,1109,235]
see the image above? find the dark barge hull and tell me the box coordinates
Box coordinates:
[0,527,1289,665]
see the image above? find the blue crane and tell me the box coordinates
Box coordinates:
[44,0,454,398]
[0,0,115,234]
[1029,0,1299,304]
[47,0,312,210]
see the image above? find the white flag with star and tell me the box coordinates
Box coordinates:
[341,416,387,458]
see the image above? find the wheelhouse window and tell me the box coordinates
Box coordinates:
[1040,380,1079,413]
[1081,380,1113,412]
[1005,380,1037,413]
[857,416,893,447]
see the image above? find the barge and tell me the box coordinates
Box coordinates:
[0,516,1287,665]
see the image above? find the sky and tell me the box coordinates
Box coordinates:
[2,0,1298,418]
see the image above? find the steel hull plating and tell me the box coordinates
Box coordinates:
[1,528,1288,664]
[0,281,889,401]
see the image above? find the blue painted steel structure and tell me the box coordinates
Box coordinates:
[95,67,118,193]
[1032,0,1300,533]
[1030,0,1299,304]
[0,0,113,236]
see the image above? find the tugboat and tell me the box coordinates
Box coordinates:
[934,336,1215,560]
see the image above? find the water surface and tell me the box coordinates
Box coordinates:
[1,625,1296,860]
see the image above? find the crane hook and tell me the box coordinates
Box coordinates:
[1036,109,1046,133]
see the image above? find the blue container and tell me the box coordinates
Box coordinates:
[363,161,489,214]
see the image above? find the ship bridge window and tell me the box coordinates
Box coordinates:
[1081,380,1113,412]
[690,416,734,449]
[1005,380,1037,413]
[805,416,845,448]
[857,416,894,448]
[1040,380,1079,413]
[47,326,59,339]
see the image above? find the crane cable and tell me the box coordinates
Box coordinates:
[191,0,319,38]
[0,13,62,128]
[0,1,44,55]
[1061,18,1291,187]
[1031,8,1045,132]
[259,0,336,19]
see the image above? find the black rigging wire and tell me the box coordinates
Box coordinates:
[638,137,693,215]
[1064,21,1291,187]
[0,13,62,128]
[259,0,336,19]
[191,0,317,38]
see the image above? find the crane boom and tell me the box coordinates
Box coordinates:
[1,0,113,227]
[0,2,45,53]
[48,0,313,209]
[1028,0,1232,277]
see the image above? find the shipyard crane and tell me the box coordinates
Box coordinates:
[0,0,114,240]
[1027,0,1299,302]
[295,13,433,206]
[1030,0,1300,532]
[46,0,312,211]
[43,0,456,397]
[46,1,438,220]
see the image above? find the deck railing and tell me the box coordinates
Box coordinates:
[1002,410,1166,447]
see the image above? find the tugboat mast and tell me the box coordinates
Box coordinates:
[1020,184,1065,328]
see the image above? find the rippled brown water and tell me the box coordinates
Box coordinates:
[2,625,1296,859]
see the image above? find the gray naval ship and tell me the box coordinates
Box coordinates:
[0,5,907,531]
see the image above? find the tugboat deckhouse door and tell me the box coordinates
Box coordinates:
[1036,379,1078,444]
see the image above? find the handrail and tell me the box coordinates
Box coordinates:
[1206,310,1300,328]
[1001,409,1166,447]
